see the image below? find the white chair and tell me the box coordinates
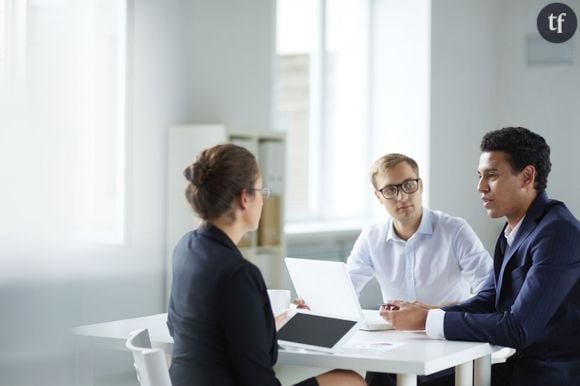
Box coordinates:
[126,328,172,386]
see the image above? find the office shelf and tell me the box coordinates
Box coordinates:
[165,124,286,303]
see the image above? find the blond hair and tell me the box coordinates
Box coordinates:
[370,153,419,189]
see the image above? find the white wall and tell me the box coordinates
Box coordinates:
[429,0,580,251]
[494,0,580,218]
[430,0,503,250]
[182,0,274,130]
[371,0,431,210]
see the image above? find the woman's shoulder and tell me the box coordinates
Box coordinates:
[228,256,262,279]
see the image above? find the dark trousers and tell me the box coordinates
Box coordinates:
[490,358,515,386]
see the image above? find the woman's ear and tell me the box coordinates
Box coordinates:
[238,189,250,210]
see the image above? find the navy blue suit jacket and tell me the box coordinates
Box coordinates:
[443,192,580,386]
[167,224,281,386]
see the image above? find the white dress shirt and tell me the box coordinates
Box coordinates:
[426,216,525,339]
[347,207,493,306]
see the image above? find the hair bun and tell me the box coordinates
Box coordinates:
[184,162,211,187]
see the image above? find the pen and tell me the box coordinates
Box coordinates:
[370,342,393,346]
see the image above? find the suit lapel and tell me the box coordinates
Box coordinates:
[496,218,537,283]
[493,227,506,280]
[494,192,550,306]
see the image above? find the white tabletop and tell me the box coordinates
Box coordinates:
[73,313,173,352]
[279,328,491,375]
[73,313,496,386]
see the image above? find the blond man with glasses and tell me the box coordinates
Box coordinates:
[347,153,493,386]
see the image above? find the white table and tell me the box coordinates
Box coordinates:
[73,313,494,386]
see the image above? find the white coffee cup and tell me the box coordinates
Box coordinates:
[267,289,291,316]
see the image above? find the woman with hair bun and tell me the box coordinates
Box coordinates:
[167,144,365,386]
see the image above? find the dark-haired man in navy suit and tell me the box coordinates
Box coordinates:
[381,127,580,386]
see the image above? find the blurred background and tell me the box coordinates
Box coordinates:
[0,0,578,385]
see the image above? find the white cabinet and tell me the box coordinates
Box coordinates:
[165,124,286,303]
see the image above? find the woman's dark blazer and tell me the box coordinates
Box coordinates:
[167,223,281,386]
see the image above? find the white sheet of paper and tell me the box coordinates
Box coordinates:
[339,341,404,355]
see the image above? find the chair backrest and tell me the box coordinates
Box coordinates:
[125,328,172,386]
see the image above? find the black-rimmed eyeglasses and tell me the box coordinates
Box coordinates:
[378,178,420,200]
[250,187,272,200]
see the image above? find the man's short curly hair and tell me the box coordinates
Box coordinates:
[480,127,551,191]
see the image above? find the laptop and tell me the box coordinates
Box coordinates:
[285,257,392,331]
[277,309,361,353]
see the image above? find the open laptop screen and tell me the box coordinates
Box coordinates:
[285,257,363,320]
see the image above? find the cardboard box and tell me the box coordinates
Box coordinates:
[258,195,281,246]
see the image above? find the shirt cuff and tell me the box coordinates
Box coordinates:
[426,309,446,340]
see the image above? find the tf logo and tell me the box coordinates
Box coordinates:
[537,3,577,43]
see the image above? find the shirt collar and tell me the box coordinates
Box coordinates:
[385,207,432,242]
[504,216,525,247]
[416,207,433,236]
[386,218,398,241]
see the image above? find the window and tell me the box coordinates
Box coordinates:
[0,0,13,81]
[276,0,371,225]
[0,0,126,244]
[65,0,127,243]
[0,0,6,79]
[276,0,431,230]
